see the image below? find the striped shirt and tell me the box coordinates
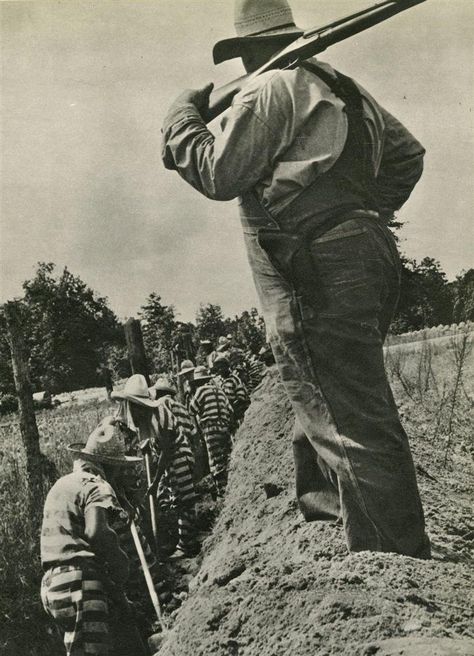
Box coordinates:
[158,395,197,449]
[148,403,181,463]
[214,374,249,414]
[41,460,121,568]
[230,372,250,407]
[189,383,233,429]
[248,355,265,390]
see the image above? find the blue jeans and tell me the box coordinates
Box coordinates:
[242,211,430,557]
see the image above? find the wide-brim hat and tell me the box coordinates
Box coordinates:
[179,359,195,375]
[151,377,177,396]
[216,336,230,352]
[68,416,142,465]
[111,373,161,408]
[191,366,212,383]
[213,0,304,65]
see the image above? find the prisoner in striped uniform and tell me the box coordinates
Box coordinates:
[189,366,234,495]
[151,376,199,557]
[247,352,266,390]
[112,374,199,558]
[212,355,250,426]
[40,417,145,656]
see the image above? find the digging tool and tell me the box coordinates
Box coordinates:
[139,438,159,553]
[205,0,428,123]
[130,518,167,651]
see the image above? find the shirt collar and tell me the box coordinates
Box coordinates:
[73,458,106,479]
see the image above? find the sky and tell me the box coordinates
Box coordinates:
[1,0,473,322]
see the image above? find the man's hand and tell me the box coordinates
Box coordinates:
[173,83,214,120]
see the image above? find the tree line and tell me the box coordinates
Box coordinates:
[0,259,472,406]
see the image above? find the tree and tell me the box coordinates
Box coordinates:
[139,292,177,372]
[391,257,454,333]
[233,308,266,354]
[1,262,123,393]
[451,269,474,323]
[195,303,228,344]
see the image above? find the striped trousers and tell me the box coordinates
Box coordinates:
[201,424,232,494]
[157,441,198,550]
[41,565,112,656]
[158,440,196,506]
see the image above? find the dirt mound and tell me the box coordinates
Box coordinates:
[157,368,473,656]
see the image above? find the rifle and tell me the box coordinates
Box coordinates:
[207,0,427,123]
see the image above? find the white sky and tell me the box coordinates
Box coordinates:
[1,0,473,322]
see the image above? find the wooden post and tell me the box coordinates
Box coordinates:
[3,301,44,528]
[124,318,150,385]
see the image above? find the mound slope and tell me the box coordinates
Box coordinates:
[158,368,473,656]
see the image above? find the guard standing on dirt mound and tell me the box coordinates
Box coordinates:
[162,0,430,556]
[40,416,147,656]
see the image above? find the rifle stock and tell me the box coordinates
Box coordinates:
[206,0,426,123]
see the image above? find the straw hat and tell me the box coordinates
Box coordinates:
[111,374,160,408]
[192,366,212,382]
[217,336,230,352]
[68,416,142,465]
[213,0,304,65]
[151,376,177,396]
[179,359,195,375]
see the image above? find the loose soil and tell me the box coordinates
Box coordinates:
[157,365,474,656]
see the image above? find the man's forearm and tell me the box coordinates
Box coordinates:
[162,103,224,198]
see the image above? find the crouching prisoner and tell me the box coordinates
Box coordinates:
[40,416,147,656]
[162,0,430,556]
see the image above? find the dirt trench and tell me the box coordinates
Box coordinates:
[157,368,474,656]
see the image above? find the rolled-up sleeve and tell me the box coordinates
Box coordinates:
[161,96,282,201]
[376,108,425,212]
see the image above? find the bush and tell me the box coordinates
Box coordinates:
[0,394,18,415]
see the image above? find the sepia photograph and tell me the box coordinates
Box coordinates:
[0,1,473,655]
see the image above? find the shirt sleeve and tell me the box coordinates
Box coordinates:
[375,108,425,213]
[189,390,201,419]
[83,478,119,514]
[161,74,295,202]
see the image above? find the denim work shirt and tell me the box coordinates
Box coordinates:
[162,58,425,217]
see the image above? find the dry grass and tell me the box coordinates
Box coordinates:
[384,330,473,468]
[0,398,113,656]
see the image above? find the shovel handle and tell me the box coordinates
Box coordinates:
[143,451,159,551]
[130,519,166,632]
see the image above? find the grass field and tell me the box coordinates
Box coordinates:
[0,399,113,656]
[0,330,472,655]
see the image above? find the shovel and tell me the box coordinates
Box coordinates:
[130,519,167,652]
